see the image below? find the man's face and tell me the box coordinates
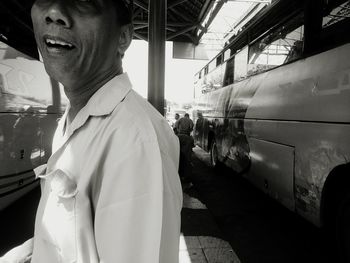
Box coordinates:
[31,0,123,89]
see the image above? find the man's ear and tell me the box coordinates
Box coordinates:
[118,23,133,56]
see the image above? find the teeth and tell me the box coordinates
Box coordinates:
[46,38,73,48]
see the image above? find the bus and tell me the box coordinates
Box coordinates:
[0,41,66,210]
[193,0,350,260]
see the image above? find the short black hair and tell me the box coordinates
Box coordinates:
[113,0,133,25]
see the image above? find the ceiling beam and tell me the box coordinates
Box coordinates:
[133,20,148,25]
[167,25,197,40]
[135,25,179,34]
[133,7,143,18]
[0,3,33,34]
[169,6,192,22]
[198,0,215,23]
[197,0,226,41]
[134,0,148,11]
[130,0,218,43]
[134,24,148,30]
[184,33,199,44]
[134,19,193,27]
[166,26,177,32]
[227,0,270,2]
[134,31,148,41]
[168,0,190,9]
[167,9,178,22]
[196,23,206,32]
[168,21,196,27]
[8,0,26,12]
[194,0,216,41]
[134,25,198,41]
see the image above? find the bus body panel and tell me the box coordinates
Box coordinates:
[245,119,350,226]
[244,43,350,225]
[246,43,350,123]
[194,43,350,227]
[0,178,39,211]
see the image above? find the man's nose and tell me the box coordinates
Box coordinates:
[45,1,72,28]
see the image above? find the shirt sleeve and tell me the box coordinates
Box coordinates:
[174,119,180,130]
[190,120,194,132]
[0,238,33,262]
[93,138,173,263]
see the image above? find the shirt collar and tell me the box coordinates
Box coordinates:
[59,72,132,139]
[86,72,132,116]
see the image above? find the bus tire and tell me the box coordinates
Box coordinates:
[336,192,350,263]
[210,140,219,168]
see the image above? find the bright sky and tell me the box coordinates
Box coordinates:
[123,40,207,104]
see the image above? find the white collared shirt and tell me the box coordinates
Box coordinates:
[31,73,183,263]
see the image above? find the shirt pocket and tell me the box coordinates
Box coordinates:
[38,168,78,263]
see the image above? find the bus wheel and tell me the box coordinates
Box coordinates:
[210,140,218,168]
[337,193,350,262]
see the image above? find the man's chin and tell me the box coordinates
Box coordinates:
[43,62,73,83]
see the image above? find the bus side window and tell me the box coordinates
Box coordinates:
[323,0,350,29]
[216,54,223,67]
[223,57,235,86]
[208,60,216,73]
[234,46,249,82]
[247,14,304,76]
[321,0,350,51]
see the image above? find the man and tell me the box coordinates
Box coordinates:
[172,113,180,134]
[1,0,182,262]
[175,113,193,136]
[175,113,194,181]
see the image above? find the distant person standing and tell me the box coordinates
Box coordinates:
[176,113,194,182]
[173,113,180,134]
[175,113,194,136]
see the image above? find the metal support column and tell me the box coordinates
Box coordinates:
[147,0,167,115]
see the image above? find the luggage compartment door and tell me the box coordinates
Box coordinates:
[247,137,295,211]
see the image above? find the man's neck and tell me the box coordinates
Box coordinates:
[64,67,123,125]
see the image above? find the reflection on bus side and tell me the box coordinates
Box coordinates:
[0,41,66,210]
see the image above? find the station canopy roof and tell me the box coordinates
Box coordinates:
[0,0,221,59]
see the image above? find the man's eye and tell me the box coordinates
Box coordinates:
[75,0,94,5]
[74,0,100,13]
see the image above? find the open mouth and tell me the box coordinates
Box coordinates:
[44,36,75,51]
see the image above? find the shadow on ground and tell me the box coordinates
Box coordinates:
[189,150,333,263]
[0,186,40,256]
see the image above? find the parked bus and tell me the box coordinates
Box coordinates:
[0,41,66,210]
[193,0,350,260]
